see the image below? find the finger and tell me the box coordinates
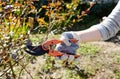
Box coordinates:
[61,54,68,61]
[68,55,75,64]
[60,35,71,46]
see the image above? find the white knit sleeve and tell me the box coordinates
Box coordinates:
[92,0,120,40]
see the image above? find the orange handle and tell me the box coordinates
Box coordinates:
[70,38,78,43]
[48,50,63,57]
[48,50,80,58]
[42,39,63,50]
[42,39,78,50]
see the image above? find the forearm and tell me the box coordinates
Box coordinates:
[76,1,120,43]
[92,1,120,40]
[74,27,102,43]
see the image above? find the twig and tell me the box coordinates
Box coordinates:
[0,54,26,77]
[9,61,16,79]
[44,11,56,41]
[18,67,24,79]
[42,0,56,42]
[19,62,33,79]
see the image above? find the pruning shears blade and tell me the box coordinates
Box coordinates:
[25,45,49,56]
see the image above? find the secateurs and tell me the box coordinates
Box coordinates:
[25,39,80,58]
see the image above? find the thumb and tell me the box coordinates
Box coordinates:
[60,35,71,46]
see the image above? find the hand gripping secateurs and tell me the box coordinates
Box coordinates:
[25,39,80,58]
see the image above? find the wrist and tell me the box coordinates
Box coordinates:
[60,31,81,46]
[72,32,82,44]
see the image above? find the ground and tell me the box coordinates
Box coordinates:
[87,41,120,79]
[88,33,120,79]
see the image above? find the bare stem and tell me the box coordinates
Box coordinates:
[19,62,33,79]
[0,55,26,77]
[9,61,16,79]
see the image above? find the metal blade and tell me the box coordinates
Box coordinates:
[25,45,49,56]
